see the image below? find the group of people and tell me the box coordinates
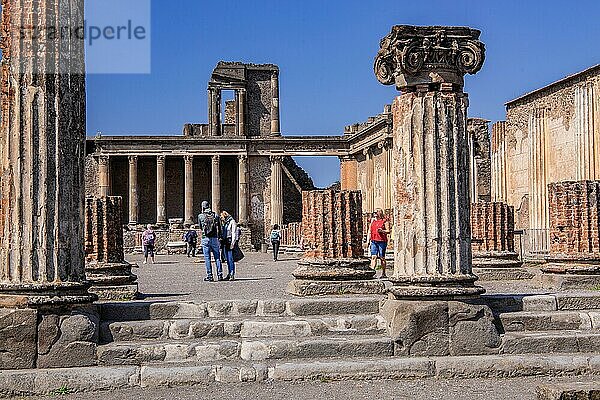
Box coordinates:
[141,200,243,282]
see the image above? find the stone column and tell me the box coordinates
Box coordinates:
[491,122,508,203]
[98,155,110,197]
[575,83,598,181]
[128,155,139,226]
[270,156,284,227]
[238,155,249,224]
[541,180,600,290]
[237,89,246,136]
[471,202,524,278]
[0,0,99,370]
[211,155,221,212]
[287,190,385,296]
[184,155,194,224]
[528,108,549,253]
[156,155,167,225]
[375,26,501,358]
[339,155,358,191]
[374,25,487,299]
[209,88,221,136]
[84,196,138,300]
[271,71,281,136]
[363,148,374,213]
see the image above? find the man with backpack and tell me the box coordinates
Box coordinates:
[198,201,223,282]
[183,227,198,257]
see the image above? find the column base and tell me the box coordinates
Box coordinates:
[388,274,485,300]
[85,261,139,301]
[538,255,600,290]
[287,279,386,297]
[292,258,376,280]
[0,282,97,308]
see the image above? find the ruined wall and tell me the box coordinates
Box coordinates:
[249,156,270,247]
[468,118,491,202]
[496,68,600,231]
[246,69,273,137]
[193,156,211,219]
[110,157,129,224]
[138,157,157,224]
[283,156,315,225]
[549,180,600,255]
[166,157,184,221]
[220,155,239,219]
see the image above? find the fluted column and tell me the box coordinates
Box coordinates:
[238,155,249,224]
[491,122,508,202]
[0,0,92,304]
[156,155,166,225]
[184,155,194,224]
[374,25,486,298]
[237,89,246,136]
[575,83,598,181]
[211,155,221,212]
[98,155,110,197]
[270,156,284,226]
[271,71,281,136]
[128,155,139,226]
[528,108,549,252]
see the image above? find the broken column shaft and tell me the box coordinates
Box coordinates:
[287,190,385,296]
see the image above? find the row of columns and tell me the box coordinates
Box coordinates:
[99,154,283,228]
[101,155,248,226]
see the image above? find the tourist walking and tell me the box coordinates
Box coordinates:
[369,209,391,279]
[270,224,281,261]
[183,227,198,257]
[142,224,156,265]
[220,211,239,281]
[198,201,223,281]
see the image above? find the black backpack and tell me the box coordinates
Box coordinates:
[201,212,218,237]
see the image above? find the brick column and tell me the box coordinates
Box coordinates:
[238,155,249,224]
[156,155,167,225]
[271,71,281,136]
[211,155,221,212]
[184,155,194,224]
[542,180,600,289]
[287,190,385,296]
[339,155,358,191]
[270,156,284,227]
[0,0,98,370]
[128,155,139,226]
[98,155,110,197]
[84,196,138,300]
[374,25,486,299]
[471,202,522,270]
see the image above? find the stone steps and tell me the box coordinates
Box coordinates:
[100,314,387,343]
[99,297,381,322]
[4,353,600,398]
[96,335,394,366]
[501,330,600,354]
[484,292,600,314]
[499,310,600,332]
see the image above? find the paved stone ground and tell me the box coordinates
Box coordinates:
[126,252,549,302]
[16,377,597,400]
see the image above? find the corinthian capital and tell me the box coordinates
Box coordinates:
[374,25,485,91]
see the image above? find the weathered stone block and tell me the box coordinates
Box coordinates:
[287,279,385,296]
[0,308,37,369]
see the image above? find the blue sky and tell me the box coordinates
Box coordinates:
[87,0,600,187]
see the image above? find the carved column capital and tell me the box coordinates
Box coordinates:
[362,147,372,157]
[128,155,138,165]
[98,155,109,166]
[378,137,393,150]
[374,25,485,91]
[270,155,284,164]
[156,155,166,164]
[339,155,355,162]
[238,154,248,163]
[212,154,220,164]
[184,154,194,164]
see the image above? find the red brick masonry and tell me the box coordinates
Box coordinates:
[85,196,125,263]
[302,190,364,259]
[471,202,515,253]
[549,180,600,256]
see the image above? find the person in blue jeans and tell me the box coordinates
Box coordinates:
[220,210,239,281]
[198,201,223,282]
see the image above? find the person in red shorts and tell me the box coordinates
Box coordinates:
[369,209,391,279]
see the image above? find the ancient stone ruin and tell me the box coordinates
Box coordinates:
[288,190,385,296]
[84,197,138,300]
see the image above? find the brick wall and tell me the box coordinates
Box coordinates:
[84,196,125,263]
[549,180,600,255]
[302,190,363,259]
[471,202,515,253]
[280,222,302,247]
